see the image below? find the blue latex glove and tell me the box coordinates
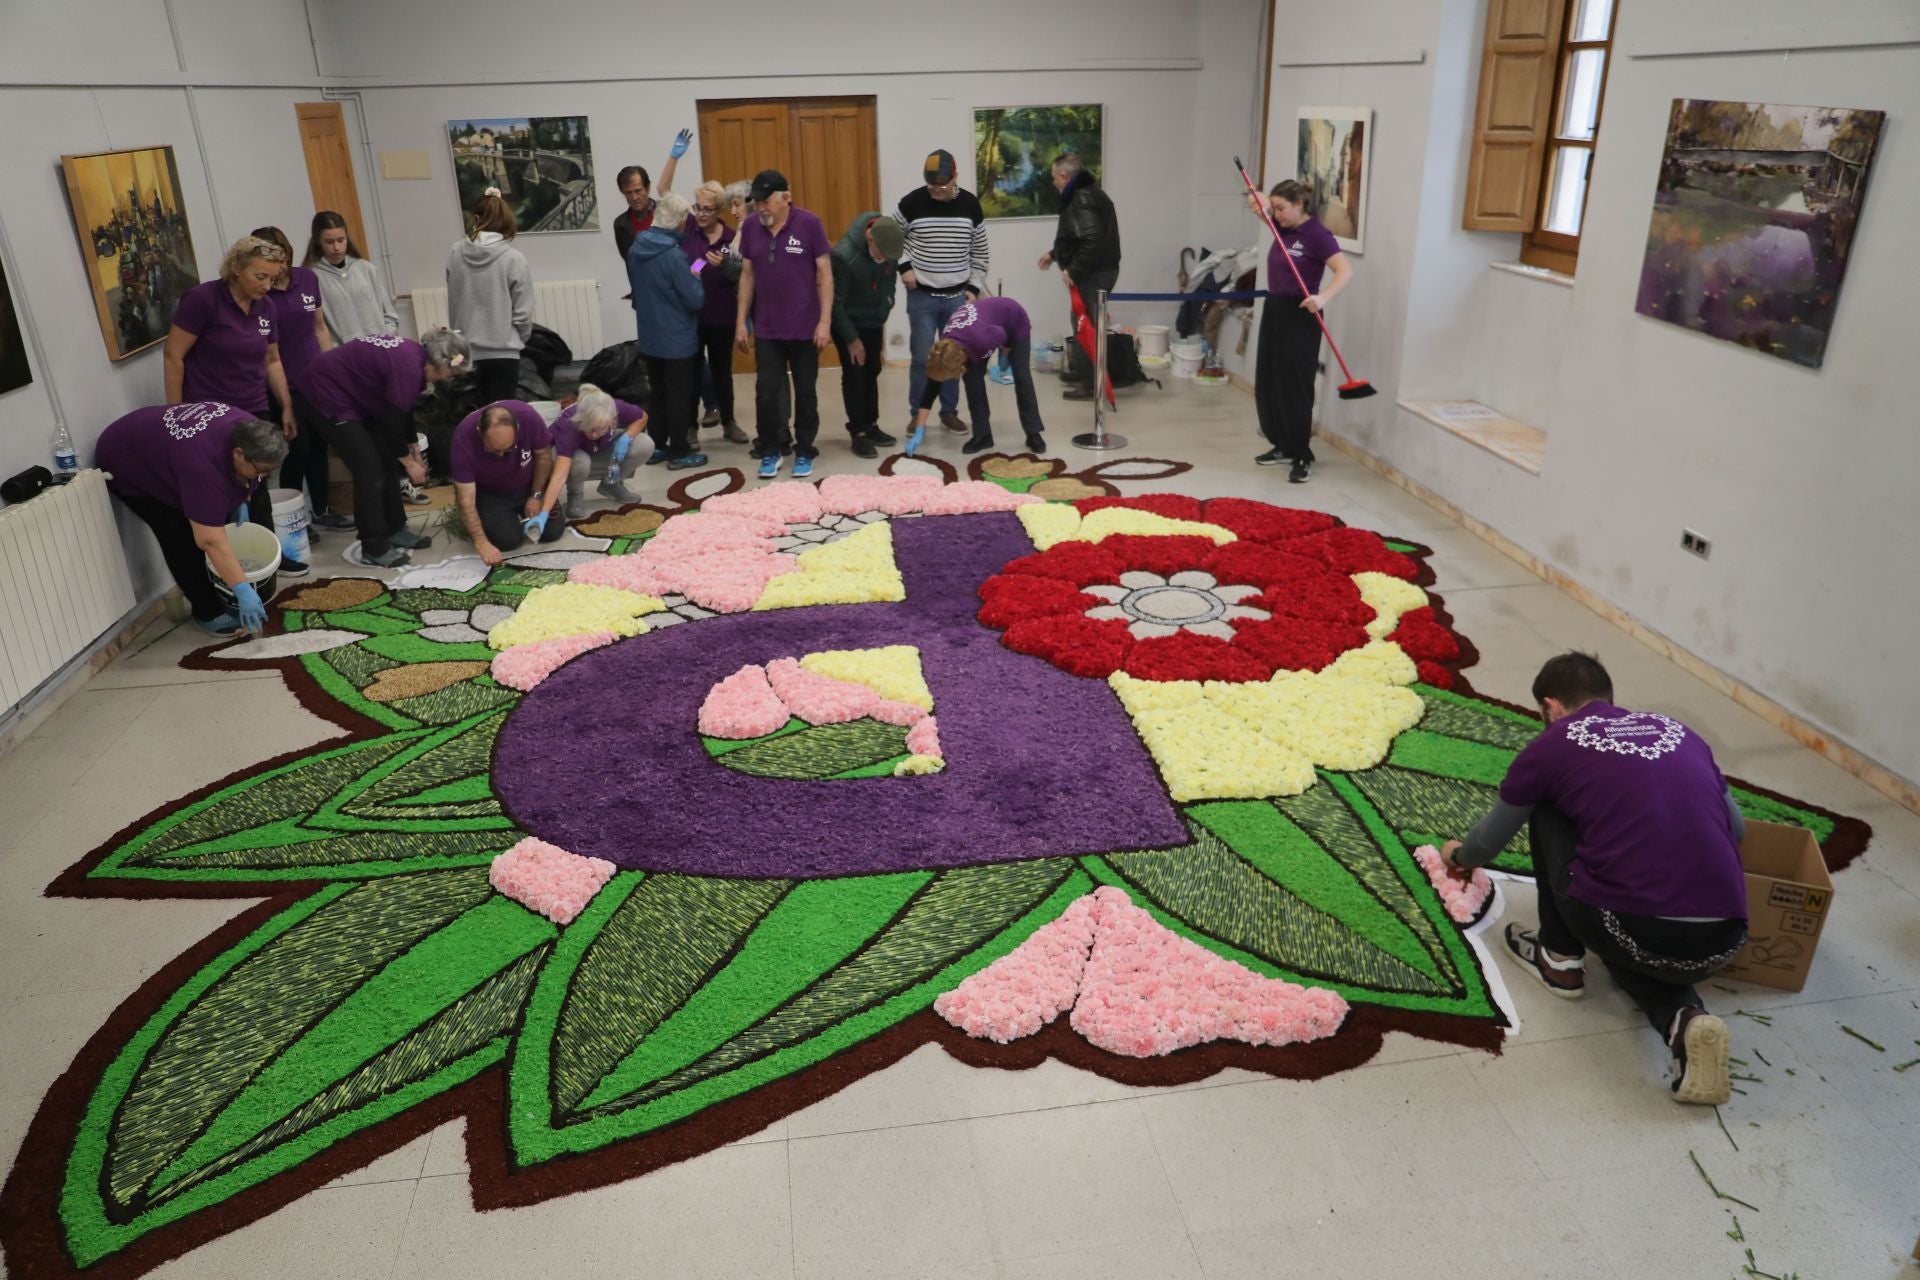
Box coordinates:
[670,128,691,159]
[905,424,925,458]
[611,433,633,463]
[523,511,549,539]
[232,502,249,526]
[233,581,267,633]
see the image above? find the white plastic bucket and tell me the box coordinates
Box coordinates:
[1171,348,1203,379]
[1135,325,1170,358]
[1138,353,1173,375]
[209,521,283,610]
[269,487,310,565]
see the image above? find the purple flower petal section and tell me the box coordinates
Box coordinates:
[493,512,1187,878]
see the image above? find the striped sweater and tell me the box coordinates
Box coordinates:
[894,187,988,292]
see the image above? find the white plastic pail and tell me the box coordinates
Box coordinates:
[269,487,310,565]
[1135,325,1170,358]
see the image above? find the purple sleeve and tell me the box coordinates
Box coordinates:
[805,212,831,258]
[449,412,479,484]
[1497,734,1554,808]
[616,399,647,426]
[1305,220,1342,262]
[172,283,212,335]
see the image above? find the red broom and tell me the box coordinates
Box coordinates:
[1233,157,1376,400]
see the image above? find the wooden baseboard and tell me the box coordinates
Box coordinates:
[1317,429,1920,816]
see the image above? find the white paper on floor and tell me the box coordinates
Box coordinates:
[216,628,367,660]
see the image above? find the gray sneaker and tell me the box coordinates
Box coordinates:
[389,528,433,550]
[566,493,589,520]
[597,476,640,502]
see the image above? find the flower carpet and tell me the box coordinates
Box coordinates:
[0,455,1870,1279]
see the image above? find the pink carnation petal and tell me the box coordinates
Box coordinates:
[933,896,1099,1042]
[905,715,942,759]
[868,698,928,726]
[491,631,620,691]
[1413,844,1494,923]
[698,663,792,738]
[919,481,1043,516]
[489,837,618,925]
[764,656,880,725]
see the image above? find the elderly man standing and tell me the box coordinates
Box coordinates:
[830,212,906,459]
[896,148,988,435]
[735,170,833,481]
[1037,153,1121,401]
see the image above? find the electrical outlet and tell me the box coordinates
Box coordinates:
[1681,529,1711,560]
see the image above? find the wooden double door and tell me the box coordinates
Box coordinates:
[697,97,880,370]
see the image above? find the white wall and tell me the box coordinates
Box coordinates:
[1264,0,1920,784]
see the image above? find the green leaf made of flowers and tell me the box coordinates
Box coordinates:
[62,870,555,1267]
[712,720,912,780]
[509,859,1087,1165]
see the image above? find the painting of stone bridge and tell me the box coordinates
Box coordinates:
[449,115,599,233]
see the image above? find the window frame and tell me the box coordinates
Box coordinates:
[1519,0,1617,274]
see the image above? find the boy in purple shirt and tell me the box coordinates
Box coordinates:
[1441,652,1750,1105]
[904,296,1046,457]
[735,170,833,480]
[450,400,562,564]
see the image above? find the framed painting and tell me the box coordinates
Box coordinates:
[1295,107,1371,254]
[1636,98,1885,369]
[973,105,1103,219]
[58,146,199,362]
[447,117,598,233]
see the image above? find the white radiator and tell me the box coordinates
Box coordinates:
[0,469,139,716]
[410,279,603,362]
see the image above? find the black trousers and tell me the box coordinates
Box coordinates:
[304,397,407,557]
[695,324,736,426]
[268,390,332,515]
[1255,301,1321,463]
[476,488,567,551]
[753,338,820,459]
[1071,267,1119,393]
[834,326,885,439]
[117,487,270,621]
[959,336,1045,446]
[643,354,698,458]
[473,357,520,403]
[1530,803,1749,1037]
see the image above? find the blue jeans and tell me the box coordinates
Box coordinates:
[906,289,965,417]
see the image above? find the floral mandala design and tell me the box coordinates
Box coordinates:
[0,467,1871,1280]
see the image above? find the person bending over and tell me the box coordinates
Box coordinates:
[538,383,648,521]
[450,401,564,565]
[1440,652,1750,1105]
[830,212,906,459]
[905,296,1046,458]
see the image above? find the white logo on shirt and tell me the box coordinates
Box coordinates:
[360,334,405,349]
[1565,712,1686,761]
[946,302,978,333]
[257,317,273,335]
[784,235,806,255]
[301,293,317,309]
[163,402,232,440]
[519,449,531,465]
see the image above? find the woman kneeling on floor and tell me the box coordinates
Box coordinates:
[451,400,564,566]
[535,383,648,522]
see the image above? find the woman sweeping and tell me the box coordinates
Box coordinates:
[1249,180,1352,484]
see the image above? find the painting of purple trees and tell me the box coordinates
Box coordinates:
[1636,99,1884,370]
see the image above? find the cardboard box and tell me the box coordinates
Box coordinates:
[1719,820,1833,993]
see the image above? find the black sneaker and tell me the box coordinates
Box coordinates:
[867,428,898,446]
[851,438,878,459]
[1062,387,1094,402]
[278,556,311,578]
[1025,432,1046,454]
[1255,448,1288,466]
[962,437,993,454]
[1668,1006,1730,1105]
[312,511,355,530]
[1289,459,1311,484]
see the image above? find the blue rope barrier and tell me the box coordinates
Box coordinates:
[1102,290,1267,303]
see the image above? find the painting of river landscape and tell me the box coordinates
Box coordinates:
[1636,99,1884,369]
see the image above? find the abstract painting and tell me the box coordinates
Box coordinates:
[1296,107,1371,254]
[1636,99,1885,369]
[974,106,1103,219]
[448,117,598,233]
[59,146,199,361]
[0,249,30,395]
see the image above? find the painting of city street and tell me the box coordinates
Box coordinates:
[1636,99,1884,370]
[59,146,200,361]
[448,116,597,233]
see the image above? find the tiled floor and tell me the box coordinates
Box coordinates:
[3,371,1917,1279]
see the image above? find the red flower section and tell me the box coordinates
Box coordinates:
[1126,632,1273,683]
[1199,497,1340,544]
[1002,614,1132,678]
[1092,535,1223,578]
[1001,540,1124,588]
[1230,616,1372,674]
[977,575,1099,629]
[1388,606,1462,662]
[1287,527,1420,580]
[1416,660,1455,690]
[1073,493,1206,523]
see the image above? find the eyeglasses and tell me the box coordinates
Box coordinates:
[694,203,720,213]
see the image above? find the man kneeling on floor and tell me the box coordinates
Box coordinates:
[1440,651,1750,1105]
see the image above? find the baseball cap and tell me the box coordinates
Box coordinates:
[868,215,905,259]
[747,169,789,202]
[923,149,957,183]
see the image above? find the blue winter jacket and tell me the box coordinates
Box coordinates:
[627,226,702,358]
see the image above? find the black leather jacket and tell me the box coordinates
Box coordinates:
[1052,177,1121,277]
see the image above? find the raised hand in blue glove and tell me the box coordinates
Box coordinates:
[670,128,692,159]
[610,432,634,464]
[523,511,549,540]
[233,581,268,634]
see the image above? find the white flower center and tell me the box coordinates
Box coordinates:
[1125,585,1224,625]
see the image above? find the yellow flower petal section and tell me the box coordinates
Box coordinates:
[752,522,905,610]
[891,754,947,777]
[1078,507,1236,545]
[1129,704,1317,801]
[1352,572,1430,639]
[486,583,662,650]
[1016,502,1083,551]
[1323,639,1419,685]
[1209,673,1424,773]
[800,645,934,710]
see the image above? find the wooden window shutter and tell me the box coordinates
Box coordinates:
[1462,0,1569,231]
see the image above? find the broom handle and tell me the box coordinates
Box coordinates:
[1233,157,1358,384]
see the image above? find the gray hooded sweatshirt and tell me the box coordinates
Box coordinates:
[312,255,399,343]
[446,231,533,361]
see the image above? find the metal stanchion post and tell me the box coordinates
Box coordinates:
[1072,288,1127,451]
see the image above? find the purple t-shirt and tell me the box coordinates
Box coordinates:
[1266,216,1341,298]
[450,399,553,494]
[96,402,262,526]
[173,280,277,412]
[296,334,426,424]
[681,222,739,327]
[942,296,1031,363]
[551,398,645,457]
[1498,702,1748,918]
[264,266,325,384]
[737,207,831,341]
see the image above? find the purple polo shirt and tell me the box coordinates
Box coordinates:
[296,334,426,424]
[264,266,324,384]
[450,399,553,494]
[173,279,277,412]
[737,207,830,341]
[1266,216,1341,298]
[96,402,262,526]
[551,398,645,458]
[942,296,1031,363]
[1498,702,1748,918]
[681,222,739,327]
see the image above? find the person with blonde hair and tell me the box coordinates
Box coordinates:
[903,296,1045,457]
[447,190,532,403]
[628,191,706,470]
[683,179,747,443]
[532,383,648,522]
